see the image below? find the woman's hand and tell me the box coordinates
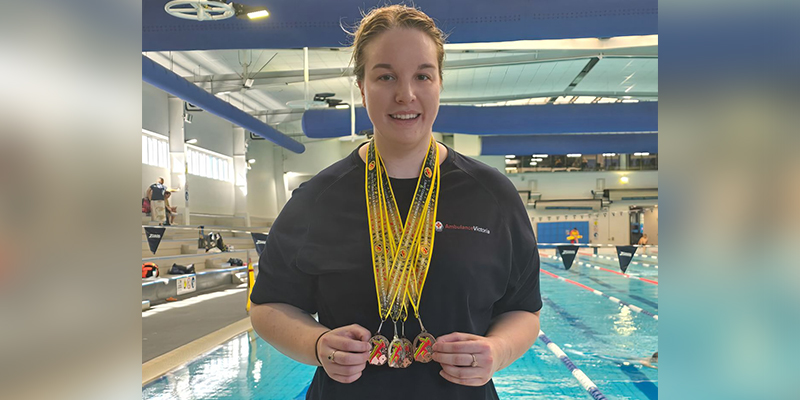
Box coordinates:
[431,332,506,387]
[316,324,372,384]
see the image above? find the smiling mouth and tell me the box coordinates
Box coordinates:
[390,114,421,120]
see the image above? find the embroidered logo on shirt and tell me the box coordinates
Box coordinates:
[435,221,491,235]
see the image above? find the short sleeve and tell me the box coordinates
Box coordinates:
[492,187,542,317]
[250,191,318,314]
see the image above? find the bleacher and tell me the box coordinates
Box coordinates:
[141,213,270,306]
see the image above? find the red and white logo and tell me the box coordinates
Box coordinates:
[435,221,443,232]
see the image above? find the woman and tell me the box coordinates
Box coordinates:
[250,5,541,399]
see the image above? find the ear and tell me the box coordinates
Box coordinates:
[357,80,366,107]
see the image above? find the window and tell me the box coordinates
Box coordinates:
[185,145,234,182]
[504,153,658,174]
[142,129,170,169]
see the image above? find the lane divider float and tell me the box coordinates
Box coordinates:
[538,330,608,400]
[540,268,658,320]
[545,254,658,285]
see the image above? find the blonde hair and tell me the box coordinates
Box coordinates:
[348,4,446,83]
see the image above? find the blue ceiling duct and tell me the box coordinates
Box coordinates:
[144,0,657,52]
[302,103,657,138]
[481,133,658,155]
[142,55,305,153]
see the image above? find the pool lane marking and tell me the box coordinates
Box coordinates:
[579,252,659,269]
[538,330,609,400]
[548,254,658,285]
[540,268,659,320]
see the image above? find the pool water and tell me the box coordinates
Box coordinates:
[143,252,658,399]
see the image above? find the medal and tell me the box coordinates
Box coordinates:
[365,138,440,368]
[388,321,405,369]
[412,317,436,363]
[368,334,390,366]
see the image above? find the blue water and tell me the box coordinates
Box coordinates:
[143,252,658,399]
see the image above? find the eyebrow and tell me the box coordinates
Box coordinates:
[371,63,437,71]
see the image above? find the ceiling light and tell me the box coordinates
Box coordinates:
[602,153,616,157]
[247,159,256,164]
[532,158,543,162]
[567,154,582,157]
[185,138,198,144]
[335,104,349,109]
[530,161,538,166]
[634,152,650,156]
[505,159,520,165]
[531,154,548,158]
[246,9,269,19]
[620,176,629,184]
[505,155,515,158]
[243,78,255,88]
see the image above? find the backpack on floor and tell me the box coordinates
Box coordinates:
[142,262,159,278]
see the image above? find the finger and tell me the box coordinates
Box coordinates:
[325,363,366,377]
[341,324,373,342]
[323,334,371,354]
[433,340,490,355]
[432,352,475,367]
[440,363,483,380]
[328,371,363,384]
[323,350,370,366]
[439,370,487,387]
[435,332,481,343]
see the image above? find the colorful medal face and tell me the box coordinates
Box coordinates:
[387,338,406,368]
[400,338,414,368]
[368,335,389,366]
[413,332,436,363]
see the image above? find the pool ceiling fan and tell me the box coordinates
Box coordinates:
[164,0,269,21]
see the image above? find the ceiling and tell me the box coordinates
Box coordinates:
[142,0,657,146]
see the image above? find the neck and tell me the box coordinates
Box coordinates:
[358,135,448,178]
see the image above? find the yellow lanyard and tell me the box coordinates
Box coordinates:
[366,138,440,322]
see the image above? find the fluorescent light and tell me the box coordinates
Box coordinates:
[567,154,582,157]
[247,10,269,19]
[185,138,198,144]
[602,153,616,157]
[505,155,515,158]
[532,158,543,162]
[529,161,538,166]
[247,159,256,164]
[620,176,629,184]
[621,99,639,103]
[505,159,519,165]
[335,104,349,109]
[531,154,548,158]
[244,78,255,88]
[634,152,650,156]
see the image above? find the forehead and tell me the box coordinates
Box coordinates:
[362,28,438,69]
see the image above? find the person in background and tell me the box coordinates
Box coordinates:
[249,5,541,400]
[164,191,178,226]
[637,233,649,246]
[146,177,167,225]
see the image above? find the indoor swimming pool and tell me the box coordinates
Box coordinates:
[143,251,658,399]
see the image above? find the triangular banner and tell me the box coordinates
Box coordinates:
[144,227,166,254]
[556,245,580,270]
[616,245,638,273]
[251,232,269,255]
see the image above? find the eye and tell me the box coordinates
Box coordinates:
[378,75,395,81]
[417,74,431,81]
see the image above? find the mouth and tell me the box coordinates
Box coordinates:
[389,113,421,120]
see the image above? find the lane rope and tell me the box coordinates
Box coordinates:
[540,268,659,320]
[538,330,609,400]
[545,254,658,285]
[579,252,658,269]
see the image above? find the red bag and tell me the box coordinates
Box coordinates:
[142,198,151,213]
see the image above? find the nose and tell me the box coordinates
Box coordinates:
[395,79,416,104]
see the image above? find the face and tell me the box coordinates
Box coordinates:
[158,178,164,184]
[358,28,441,148]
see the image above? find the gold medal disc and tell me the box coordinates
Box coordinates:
[387,338,406,368]
[368,335,390,366]
[412,332,436,363]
